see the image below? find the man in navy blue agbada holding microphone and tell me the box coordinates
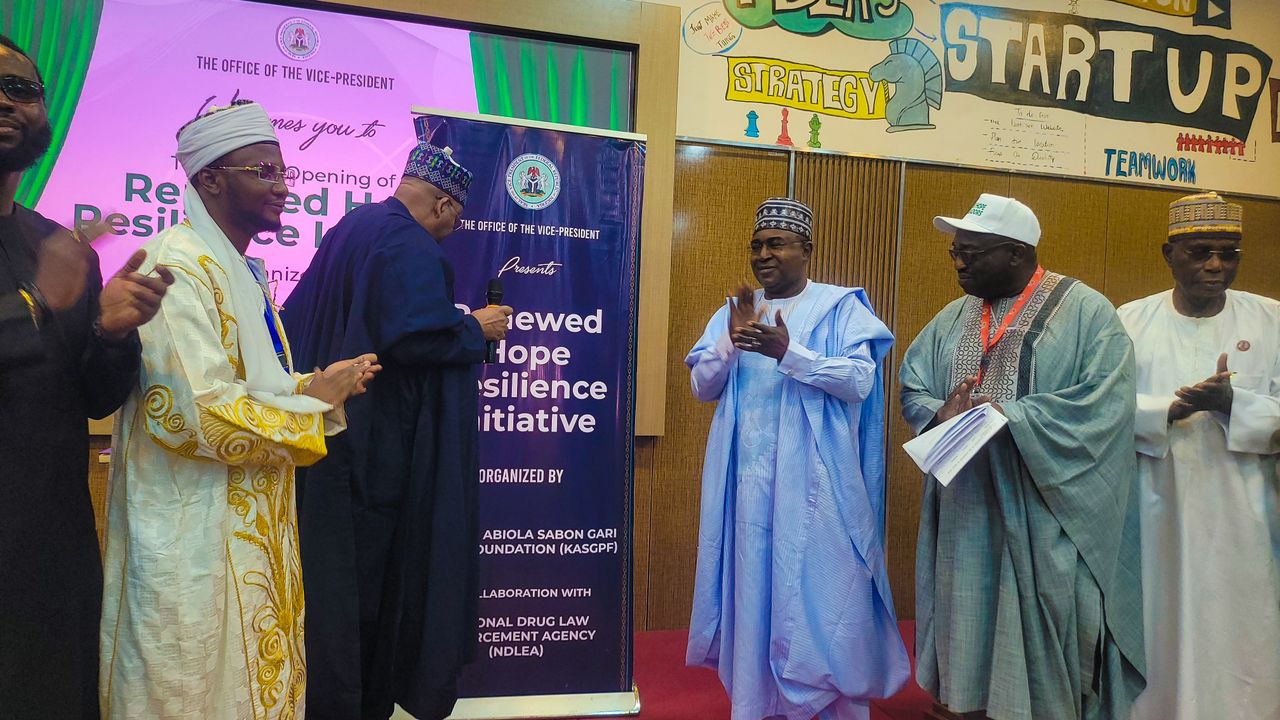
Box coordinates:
[283,142,512,720]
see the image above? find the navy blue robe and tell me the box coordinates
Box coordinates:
[282,197,485,720]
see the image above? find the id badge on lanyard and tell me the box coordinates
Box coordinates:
[976,265,1045,385]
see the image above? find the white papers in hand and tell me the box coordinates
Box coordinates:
[903,403,1009,487]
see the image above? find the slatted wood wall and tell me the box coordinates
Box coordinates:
[887,166,1280,619]
[794,153,901,323]
[633,142,789,630]
[636,146,1280,630]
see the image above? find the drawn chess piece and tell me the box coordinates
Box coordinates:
[869,38,943,133]
[807,114,822,148]
[776,108,794,147]
[745,110,760,139]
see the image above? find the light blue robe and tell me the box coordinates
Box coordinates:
[685,282,909,720]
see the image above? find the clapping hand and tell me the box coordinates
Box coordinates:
[736,310,790,360]
[98,248,175,341]
[727,284,760,342]
[1171,352,1233,421]
[935,375,1000,425]
[303,353,382,405]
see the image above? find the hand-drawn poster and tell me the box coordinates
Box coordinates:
[673,0,1279,197]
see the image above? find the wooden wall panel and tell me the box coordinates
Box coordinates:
[794,154,901,320]
[88,435,110,556]
[1233,197,1280,300]
[793,153,908,613]
[631,152,1280,631]
[632,1,682,434]
[638,142,789,630]
[1102,184,1189,307]
[632,433,653,631]
[1010,175,1110,291]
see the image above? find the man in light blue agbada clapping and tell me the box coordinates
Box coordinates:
[686,197,909,720]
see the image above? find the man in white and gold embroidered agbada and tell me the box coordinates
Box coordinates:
[100,102,378,719]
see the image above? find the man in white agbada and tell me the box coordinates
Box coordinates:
[1119,191,1280,720]
[100,101,380,719]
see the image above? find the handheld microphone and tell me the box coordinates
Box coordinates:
[485,278,503,364]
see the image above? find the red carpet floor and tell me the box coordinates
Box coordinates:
[618,621,933,720]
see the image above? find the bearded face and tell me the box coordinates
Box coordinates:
[0,48,52,173]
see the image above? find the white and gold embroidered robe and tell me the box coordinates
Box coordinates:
[101,223,340,719]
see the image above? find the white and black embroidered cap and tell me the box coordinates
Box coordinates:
[933,193,1041,247]
[754,197,814,239]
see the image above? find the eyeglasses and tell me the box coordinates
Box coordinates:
[206,162,293,187]
[0,75,44,103]
[749,238,807,255]
[948,242,1022,265]
[437,196,464,231]
[1179,246,1242,263]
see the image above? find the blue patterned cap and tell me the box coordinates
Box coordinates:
[404,143,473,207]
[754,197,813,239]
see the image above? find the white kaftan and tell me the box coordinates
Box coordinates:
[1120,289,1280,720]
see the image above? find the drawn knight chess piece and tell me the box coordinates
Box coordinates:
[776,108,794,147]
[868,38,943,133]
[807,113,822,148]
[745,110,760,138]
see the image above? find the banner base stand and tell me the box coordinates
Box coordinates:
[391,686,641,720]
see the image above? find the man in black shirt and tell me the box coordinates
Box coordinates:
[0,34,172,719]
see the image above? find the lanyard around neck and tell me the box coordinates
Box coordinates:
[245,259,290,373]
[977,265,1045,385]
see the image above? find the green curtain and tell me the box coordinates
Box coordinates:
[0,0,103,208]
[469,32,633,132]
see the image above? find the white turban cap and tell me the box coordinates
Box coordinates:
[176,101,279,178]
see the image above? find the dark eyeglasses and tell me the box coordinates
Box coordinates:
[1179,246,1242,263]
[749,238,807,254]
[206,162,293,187]
[0,75,44,103]
[948,242,1022,265]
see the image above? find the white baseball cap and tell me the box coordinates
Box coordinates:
[933,193,1041,247]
